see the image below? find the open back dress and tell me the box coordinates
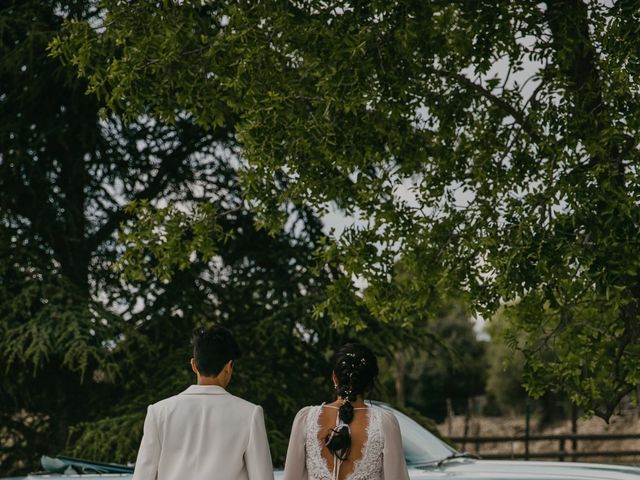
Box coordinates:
[282,404,410,480]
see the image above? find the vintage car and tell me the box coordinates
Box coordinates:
[4,403,640,479]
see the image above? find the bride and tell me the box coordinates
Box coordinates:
[282,343,410,480]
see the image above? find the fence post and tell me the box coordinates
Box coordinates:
[525,398,531,461]
[474,421,480,454]
[446,397,453,437]
[559,438,565,462]
[571,404,578,462]
[463,397,471,452]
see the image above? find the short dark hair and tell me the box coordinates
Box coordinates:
[192,326,242,377]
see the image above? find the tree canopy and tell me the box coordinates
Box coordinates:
[55,0,640,420]
[2,0,353,474]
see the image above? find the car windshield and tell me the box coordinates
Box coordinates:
[384,406,458,466]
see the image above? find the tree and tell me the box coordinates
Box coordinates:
[56,0,640,419]
[1,1,340,474]
[485,307,528,414]
[377,262,487,421]
[397,301,487,423]
[0,1,214,470]
[486,306,579,427]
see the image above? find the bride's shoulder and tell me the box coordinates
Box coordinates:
[289,405,323,433]
[293,404,322,421]
[375,406,401,428]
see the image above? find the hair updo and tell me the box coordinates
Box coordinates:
[324,342,379,460]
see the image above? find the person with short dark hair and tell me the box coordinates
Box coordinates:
[132,326,273,480]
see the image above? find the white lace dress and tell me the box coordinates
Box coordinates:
[282,404,410,480]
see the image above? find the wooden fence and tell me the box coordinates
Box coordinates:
[449,433,640,462]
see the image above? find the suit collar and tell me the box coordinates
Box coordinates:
[180,385,228,395]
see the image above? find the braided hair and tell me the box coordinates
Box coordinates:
[324,343,379,460]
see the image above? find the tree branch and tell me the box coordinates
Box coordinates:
[445,70,543,145]
[87,137,212,251]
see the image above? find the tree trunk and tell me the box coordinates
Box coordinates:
[394,351,406,407]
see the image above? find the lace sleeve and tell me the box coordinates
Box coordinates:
[282,407,311,480]
[381,410,410,480]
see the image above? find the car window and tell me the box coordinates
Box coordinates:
[386,407,457,465]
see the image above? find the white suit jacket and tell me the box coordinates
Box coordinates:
[132,385,274,480]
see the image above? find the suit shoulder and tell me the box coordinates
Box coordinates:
[147,392,185,411]
[227,393,262,413]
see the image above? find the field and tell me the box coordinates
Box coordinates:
[439,412,640,464]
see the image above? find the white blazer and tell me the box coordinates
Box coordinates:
[132,385,274,480]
